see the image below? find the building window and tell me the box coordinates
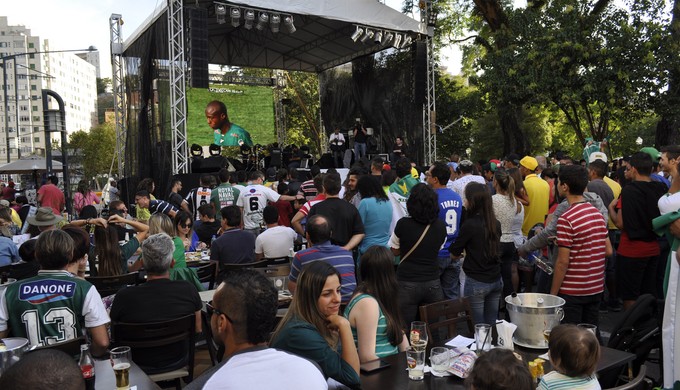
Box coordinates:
[28,42,34,48]
[31,85,36,91]
[29,53,34,59]
[34,137,40,143]
[29,64,35,70]
[32,106,37,111]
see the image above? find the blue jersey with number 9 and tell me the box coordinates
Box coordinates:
[435,188,463,258]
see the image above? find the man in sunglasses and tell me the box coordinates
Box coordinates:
[188,269,326,390]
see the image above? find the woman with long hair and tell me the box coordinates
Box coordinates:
[357,175,392,259]
[73,179,101,217]
[271,261,360,389]
[492,170,524,299]
[450,182,502,325]
[148,213,186,269]
[93,214,148,276]
[173,211,200,252]
[344,246,407,362]
[508,167,530,206]
[389,183,447,326]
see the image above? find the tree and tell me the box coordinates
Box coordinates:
[654,0,680,146]
[96,78,112,95]
[477,0,667,146]
[68,122,116,179]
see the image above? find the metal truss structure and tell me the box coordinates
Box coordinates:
[109,14,126,178]
[273,70,287,146]
[168,0,189,174]
[421,2,437,165]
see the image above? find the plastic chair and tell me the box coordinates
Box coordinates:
[86,272,140,297]
[33,336,85,358]
[418,297,474,348]
[193,262,217,290]
[200,309,224,366]
[603,365,650,390]
[216,259,268,284]
[112,314,196,390]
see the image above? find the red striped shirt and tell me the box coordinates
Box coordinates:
[556,202,608,296]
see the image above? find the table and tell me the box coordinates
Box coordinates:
[199,289,293,306]
[360,346,635,390]
[94,358,160,390]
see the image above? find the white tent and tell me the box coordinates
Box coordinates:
[123,0,424,72]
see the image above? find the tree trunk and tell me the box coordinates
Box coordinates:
[499,105,528,156]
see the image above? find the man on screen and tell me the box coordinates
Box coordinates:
[205,100,254,148]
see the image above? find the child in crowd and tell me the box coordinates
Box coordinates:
[465,348,534,390]
[538,324,601,390]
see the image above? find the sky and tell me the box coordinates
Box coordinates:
[3,0,467,79]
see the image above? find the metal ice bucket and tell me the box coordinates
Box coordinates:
[0,337,30,376]
[505,293,564,348]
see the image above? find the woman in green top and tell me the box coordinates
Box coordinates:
[344,246,408,362]
[271,262,361,389]
[148,213,186,268]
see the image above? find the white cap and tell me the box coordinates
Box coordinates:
[588,152,608,163]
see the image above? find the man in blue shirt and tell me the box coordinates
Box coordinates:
[426,162,463,299]
[287,215,356,304]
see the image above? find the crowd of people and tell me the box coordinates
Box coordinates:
[0,142,678,389]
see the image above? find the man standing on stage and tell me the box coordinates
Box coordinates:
[205,100,254,148]
[329,127,345,168]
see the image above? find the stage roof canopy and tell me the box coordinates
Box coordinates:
[123,0,424,72]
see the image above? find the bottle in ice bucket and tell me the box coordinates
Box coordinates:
[79,344,95,390]
[510,292,522,306]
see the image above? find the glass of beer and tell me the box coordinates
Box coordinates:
[110,346,131,389]
[410,321,428,352]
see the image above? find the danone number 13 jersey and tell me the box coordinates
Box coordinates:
[0,271,108,347]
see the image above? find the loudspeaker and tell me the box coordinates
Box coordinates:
[269,148,282,169]
[412,40,427,107]
[316,153,334,169]
[187,7,209,88]
[193,156,227,173]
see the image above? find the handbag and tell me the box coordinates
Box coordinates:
[399,224,431,264]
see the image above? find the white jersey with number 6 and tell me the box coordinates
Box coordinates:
[236,184,281,230]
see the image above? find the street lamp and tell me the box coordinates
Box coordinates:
[1,46,97,163]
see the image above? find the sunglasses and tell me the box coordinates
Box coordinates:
[180,221,193,228]
[206,301,234,323]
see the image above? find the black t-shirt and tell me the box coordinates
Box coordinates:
[354,127,367,143]
[167,192,184,210]
[449,214,502,283]
[110,279,202,372]
[307,198,365,247]
[394,218,446,282]
[194,220,221,246]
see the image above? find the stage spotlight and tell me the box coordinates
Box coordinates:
[392,33,402,48]
[351,26,364,42]
[382,32,394,46]
[402,35,413,48]
[283,15,296,33]
[374,30,383,45]
[270,13,281,33]
[256,12,269,31]
[216,4,226,24]
[244,9,255,29]
[360,29,374,43]
[230,8,241,27]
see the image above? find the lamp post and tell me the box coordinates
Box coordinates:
[1,46,97,163]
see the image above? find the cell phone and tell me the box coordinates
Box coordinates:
[360,359,391,374]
